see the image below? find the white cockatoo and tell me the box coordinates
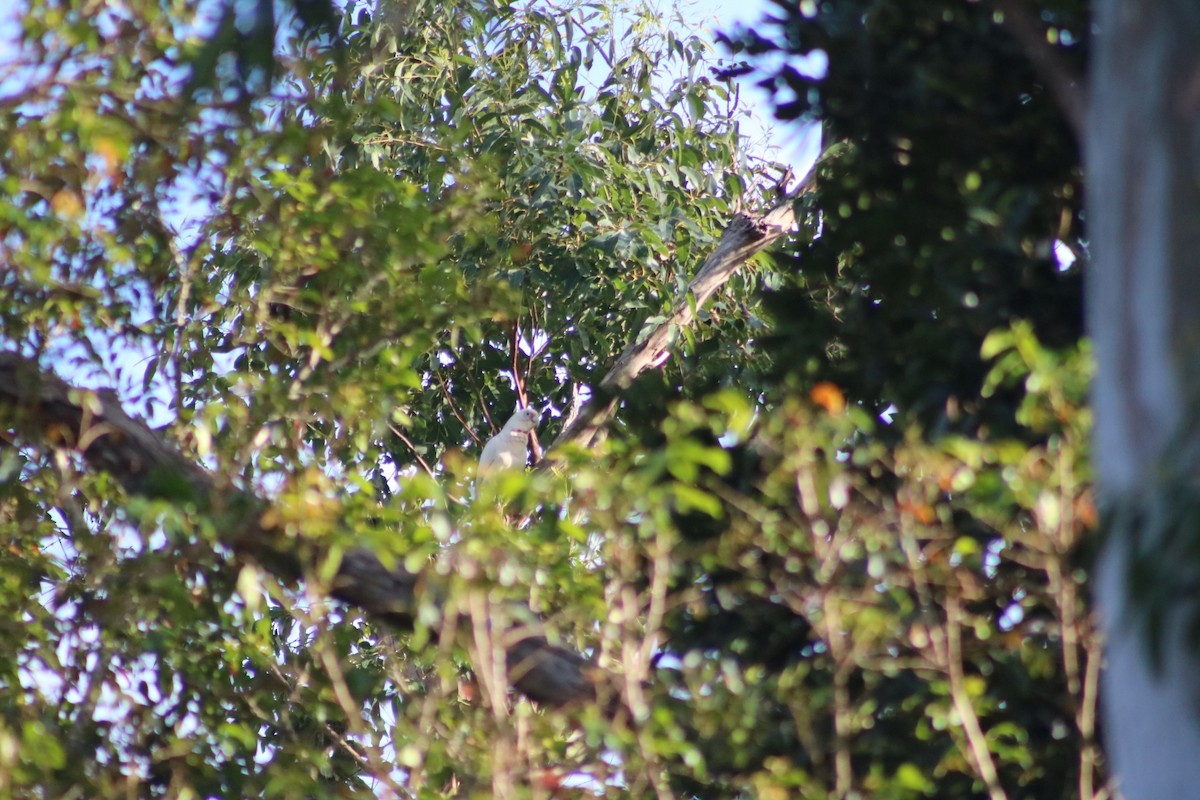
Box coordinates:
[477,407,540,476]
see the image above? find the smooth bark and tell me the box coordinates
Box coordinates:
[1088,1,1200,796]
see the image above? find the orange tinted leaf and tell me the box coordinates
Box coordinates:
[899,499,936,524]
[810,381,846,414]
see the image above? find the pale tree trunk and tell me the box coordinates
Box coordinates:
[1088,1,1200,797]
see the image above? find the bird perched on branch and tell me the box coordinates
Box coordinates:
[478,407,540,476]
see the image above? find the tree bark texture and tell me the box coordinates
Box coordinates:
[1088,1,1200,796]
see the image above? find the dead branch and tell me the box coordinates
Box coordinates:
[543,176,811,457]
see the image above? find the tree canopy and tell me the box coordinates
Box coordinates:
[0,1,1106,799]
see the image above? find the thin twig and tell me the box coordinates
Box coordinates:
[262,632,415,799]
[510,320,527,410]
[436,372,484,445]
[946,596,1008,800]
[388,423,436,478]
[473,385,497,433]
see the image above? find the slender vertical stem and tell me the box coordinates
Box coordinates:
[945,597,1007,800]
[821,592,854,797]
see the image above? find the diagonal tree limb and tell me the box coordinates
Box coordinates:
[0,179,806,711]
[545,174,812,457]
[0,353,593,708]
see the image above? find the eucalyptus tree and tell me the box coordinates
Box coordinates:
[4,0,1138,798]
[0,0,793,797]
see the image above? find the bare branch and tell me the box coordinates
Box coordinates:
[543,174,813,458]
[436,372,485,444]
[389,422,437,479]
[510,320,527,410]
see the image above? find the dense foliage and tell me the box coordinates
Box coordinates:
[689,2,1099,797]
[742,0,1089,437]
[0,0,1101,798]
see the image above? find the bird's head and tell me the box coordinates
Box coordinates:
[505,406,541,433]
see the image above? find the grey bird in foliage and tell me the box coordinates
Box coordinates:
[478,407,540,476]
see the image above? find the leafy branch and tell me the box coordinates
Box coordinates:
[0,187,802,711]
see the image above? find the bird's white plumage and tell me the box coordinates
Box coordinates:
[478,407,540,475]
